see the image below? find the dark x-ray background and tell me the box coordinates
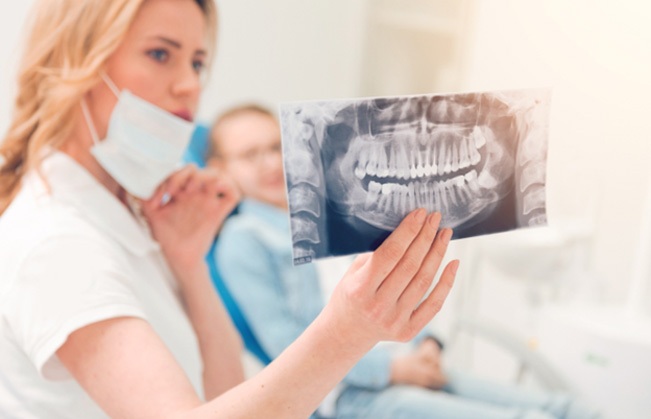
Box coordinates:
[281,89,550,264]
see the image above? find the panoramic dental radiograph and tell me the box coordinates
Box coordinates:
[280,89,551,264]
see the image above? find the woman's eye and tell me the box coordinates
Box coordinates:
[192,60,205,73]
[147,49,169,63]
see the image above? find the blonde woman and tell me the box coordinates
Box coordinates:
[0,0,458,417]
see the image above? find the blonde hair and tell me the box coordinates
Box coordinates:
[209,104,276,159]
[0,0,217,215]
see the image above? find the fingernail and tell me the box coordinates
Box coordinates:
[413,208,426,223]
[429,212,441,227]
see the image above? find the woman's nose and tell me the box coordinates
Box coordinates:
[171,65,201,99]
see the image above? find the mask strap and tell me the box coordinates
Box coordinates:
[80,99,101,146]
[101,72,121,98]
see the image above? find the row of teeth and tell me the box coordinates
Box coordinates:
[364,169,481,213]
[355,129,486,181]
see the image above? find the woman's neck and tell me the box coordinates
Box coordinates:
[61,124,126,205]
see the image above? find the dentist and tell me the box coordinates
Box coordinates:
[0,1,458,418]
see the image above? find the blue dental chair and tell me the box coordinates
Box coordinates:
[184,124,273,366]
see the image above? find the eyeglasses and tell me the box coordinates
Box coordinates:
[226,142,282,165]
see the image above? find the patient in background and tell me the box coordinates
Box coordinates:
[208,104,601,419]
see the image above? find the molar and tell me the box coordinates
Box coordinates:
[388,146,398,177]
[366,146,379,176]
[437,142,447,176]
[364,181,382,210]
[377,146,389,178]
[473,126,486,148]
[377,193,390,212]
[465,170,481,194]
[445,180,458,206]
[459,138,470,169]
[451,143,459,173]
[354,166,366,180]
[470,145,481,165]
[407,182,416,209]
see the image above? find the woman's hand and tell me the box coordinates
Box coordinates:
[322,209,458,352]
[141,165,240,279]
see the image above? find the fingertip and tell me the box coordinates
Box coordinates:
[451,259,460,275]
[413,208,426,224]
[428,211,442,227]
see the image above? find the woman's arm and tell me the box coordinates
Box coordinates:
[58,208,458,418]
[175,264,245,399]
[141,166,246,399]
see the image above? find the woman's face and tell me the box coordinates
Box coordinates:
[89,0,207,137]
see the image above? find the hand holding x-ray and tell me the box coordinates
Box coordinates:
[281,89,551,264]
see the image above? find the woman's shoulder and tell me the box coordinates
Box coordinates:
[0,187,103,246]
[0,188,111,287]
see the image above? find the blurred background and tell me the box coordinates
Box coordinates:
[1,1,650,417]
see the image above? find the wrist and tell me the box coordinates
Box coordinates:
[168,260,212,293]
[315,305,377,360]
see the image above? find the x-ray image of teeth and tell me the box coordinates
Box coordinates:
[280,89,551,265]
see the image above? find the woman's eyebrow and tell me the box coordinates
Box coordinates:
[148,35,207,55]
[150,35,182,49]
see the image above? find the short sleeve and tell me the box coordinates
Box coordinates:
[3,235,147,381]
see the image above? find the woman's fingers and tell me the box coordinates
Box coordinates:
[163,165,197,198]
[376,212,442,301]
[408,259,458,334]
[368,208,428,288]
[144,165,197,210]
[397,227,452,311]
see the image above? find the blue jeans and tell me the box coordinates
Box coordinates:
[334,369,601,419]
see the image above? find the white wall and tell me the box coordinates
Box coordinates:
[198,0,368,123]
[0,2,36,138]
[461,0,651,305]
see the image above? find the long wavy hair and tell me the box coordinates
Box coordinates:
[0,0,217,215]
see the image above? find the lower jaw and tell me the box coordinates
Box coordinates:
[333,181,500,231]
[355,196,493,231]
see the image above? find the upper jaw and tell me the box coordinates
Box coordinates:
[327,124,511,231]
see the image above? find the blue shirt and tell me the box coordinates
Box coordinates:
[216,199,393,389]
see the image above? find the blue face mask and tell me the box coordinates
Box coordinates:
[81,74,195,199]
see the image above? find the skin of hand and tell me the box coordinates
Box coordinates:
[390,338,448,389]
[140,165,240,280]
[318,210,458,359]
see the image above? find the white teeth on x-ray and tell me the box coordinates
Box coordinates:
[465,169,481,194]
[354,127,487,183]
[472,126,486,148]
[363,173,481,214]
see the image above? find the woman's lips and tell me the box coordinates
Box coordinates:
[172,110,193,122]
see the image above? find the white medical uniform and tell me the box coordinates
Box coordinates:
[0,151,203,418]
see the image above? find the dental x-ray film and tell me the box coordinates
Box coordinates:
[281,89,551,265]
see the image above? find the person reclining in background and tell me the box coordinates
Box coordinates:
[209,104,602,419]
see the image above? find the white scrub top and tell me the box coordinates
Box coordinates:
[0,151,203,418]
